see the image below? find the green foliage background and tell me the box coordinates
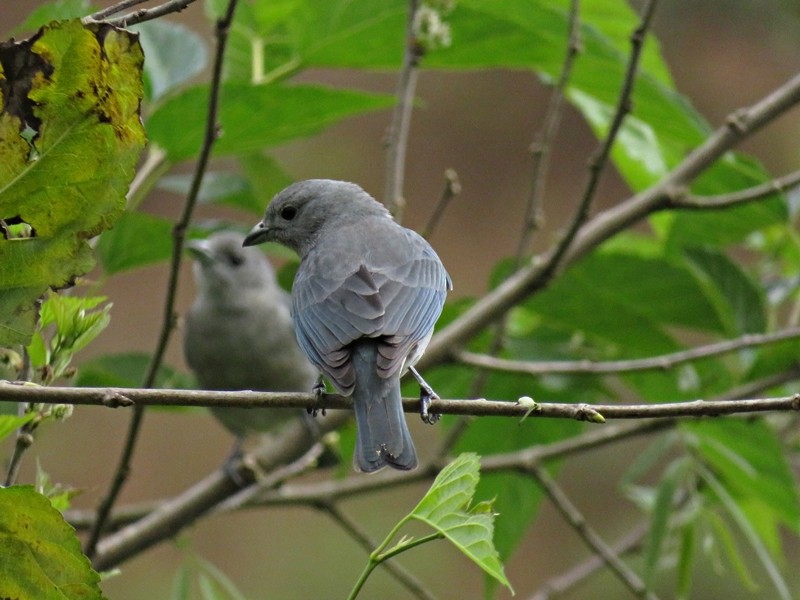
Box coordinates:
[1,0,799,599]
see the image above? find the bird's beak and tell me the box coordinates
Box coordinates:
[186,239,214,265]
[243,222,269,247]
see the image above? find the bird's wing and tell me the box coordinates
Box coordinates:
[292,224,450,394]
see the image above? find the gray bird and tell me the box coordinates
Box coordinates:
[243,180,451,472]
[184,231,318,438]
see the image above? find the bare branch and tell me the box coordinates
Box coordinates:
[516,0,581,260]
[4,420,34,487]
[539,0,660,282]
[528,522,648,600]
[673,168,800,209]
[421,72,800,372]
[421,168,461,239]
[384,0,422,220]
[90,412,349,571]
[1,382,798,420]
[88,0,151,20]
[4,350,34,486]
[84,0,198,27]
[454,0,582,457]
[528,465,659,600]
[63,368,793,571]
[85,0,240,560]
[457,327,800,376]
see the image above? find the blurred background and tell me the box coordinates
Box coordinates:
[3,1,800,598]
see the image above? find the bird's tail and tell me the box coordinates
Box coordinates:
[351,342,418,473]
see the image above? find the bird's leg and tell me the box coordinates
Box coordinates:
[221,437,252,488]
[308,374,327,417]
[409,366,440,425]
[303,378,341,468]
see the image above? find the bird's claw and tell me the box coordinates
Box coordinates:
[308,376,327,417]
[410,366,440,425]
[221,440,254,488]
[420,389,440,425]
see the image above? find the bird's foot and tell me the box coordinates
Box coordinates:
[410,366,440,425]
[221,439,255,488]
[308,375,327,417]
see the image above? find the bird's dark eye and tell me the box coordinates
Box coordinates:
[280,205,297,221]
[225,251,245,267]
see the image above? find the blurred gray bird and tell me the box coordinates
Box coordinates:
[243,180,451,473]
[184,231,318,438]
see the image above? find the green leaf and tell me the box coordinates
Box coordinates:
[0,412,35,442]
[12,0,94,34]
[146,83,394,162]
[643,457,690,588]
[238,153,294,212]
[29,292,112,381]
[195,556,248,600]
[214,0,406,81]
[171,562,192,600]
[700,466,791,599]
[431,1,782,239]
[676,522,695,599]
[524,251,723,357]
[96,211,174,274]
[133,19,208,102]
[0,485,107,600]
[703,509,760,593]
[157,153,292,215]
[449,370,585,573]
[683,247,767,336]
[38,293,110,353]
[685,420,800,540]
[409,453,513,593]
[0,20,146,345]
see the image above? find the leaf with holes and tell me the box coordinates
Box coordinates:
[0,19,145,345]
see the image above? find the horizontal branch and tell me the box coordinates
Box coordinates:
[457,328,800,375]
[1,382,798,422]
[62,369,796,570]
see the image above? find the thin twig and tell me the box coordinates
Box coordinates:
[3,350,34,486]
[420,72,800,373]
[538,0,660,284]
[421,169,460,239]
[4,420,34,486]
[516,0,581,261]
[319,502,438,600]
[445,0,581,458]
[528,521,649,600]
[213,442,327,512]
[672,168,800,209]
[84,0,198,27]
[528,465,659,600]
[88,0,151,20]
[457,327,800,376]
[84,0,240,560]
[384,0,422,221]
